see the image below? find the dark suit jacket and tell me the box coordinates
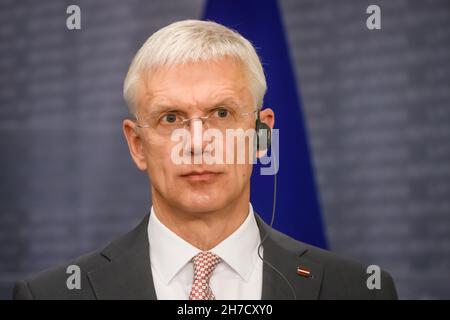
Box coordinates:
[13,213,398,300]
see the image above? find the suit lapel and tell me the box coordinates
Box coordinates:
[87,214,157,300]
[86,212,323,300]
[255,214,324,300]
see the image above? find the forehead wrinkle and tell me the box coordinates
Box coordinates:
[137,59,252,114]
[148,85,243,112]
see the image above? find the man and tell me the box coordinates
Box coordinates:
[14,20,397,300]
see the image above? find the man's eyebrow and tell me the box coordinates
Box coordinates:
[146,104,185,115]
[212,98,242,109]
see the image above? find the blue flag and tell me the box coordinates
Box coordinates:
[203,0,328,248]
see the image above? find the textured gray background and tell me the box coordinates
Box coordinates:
[0,0,449,299]
[281,0,450,299]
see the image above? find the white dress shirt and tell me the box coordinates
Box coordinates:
[148,203,263,300]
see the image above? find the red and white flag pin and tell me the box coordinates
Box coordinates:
[296,266,312,278]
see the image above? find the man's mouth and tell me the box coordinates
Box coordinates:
[180,170,223,182]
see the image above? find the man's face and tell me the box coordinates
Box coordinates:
[124,58,261,214]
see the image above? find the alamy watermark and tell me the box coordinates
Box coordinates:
[66,5,81,30]
[169,126,279,176]
[366,5,381,30]
[366,265,381,290]
[66,264,81,290]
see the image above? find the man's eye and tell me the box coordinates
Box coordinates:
[161,113,178,123]
[214,108,229,118]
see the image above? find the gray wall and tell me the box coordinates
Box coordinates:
[0,0,449,299]
[0,0,204,299]
[280,0,450,299]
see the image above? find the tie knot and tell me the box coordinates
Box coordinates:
[191,251,222,280]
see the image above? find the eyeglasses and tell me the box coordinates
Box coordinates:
[135,106,259,136]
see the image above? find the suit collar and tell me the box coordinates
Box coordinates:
[87,214,157,300]
[148,204,261,284]
[254,214,323,300]
[87,212,323,300]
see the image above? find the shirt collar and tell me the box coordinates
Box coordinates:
[148,203,261,284]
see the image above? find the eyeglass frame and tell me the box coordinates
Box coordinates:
[133,107,262,131]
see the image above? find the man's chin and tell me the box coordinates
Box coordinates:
[176,196,226,214]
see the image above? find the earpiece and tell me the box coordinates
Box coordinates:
[254,121,297,299]
[255,111,272,151]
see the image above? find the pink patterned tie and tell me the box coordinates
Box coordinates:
[189,251,222,300]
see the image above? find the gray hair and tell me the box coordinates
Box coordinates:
[123,20,267,115]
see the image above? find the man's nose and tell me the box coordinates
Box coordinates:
[188,118,206,157]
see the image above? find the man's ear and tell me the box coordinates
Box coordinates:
[259,108,275,130]
[122,119,147,171]
[256,108,275,158]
